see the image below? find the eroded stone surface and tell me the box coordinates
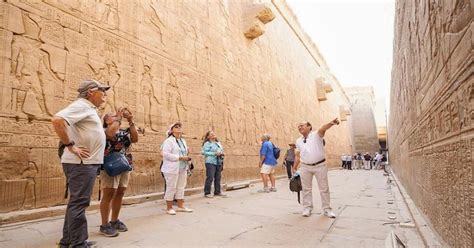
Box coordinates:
[345,86,380,153]
[390,1,473,247]
[0,1,353,213]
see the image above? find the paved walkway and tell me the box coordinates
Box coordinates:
[0,170,427,247]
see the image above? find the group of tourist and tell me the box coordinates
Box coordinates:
[340,152,387,170]
[52,79,341,247]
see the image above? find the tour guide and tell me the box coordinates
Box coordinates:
[293,118,340,218]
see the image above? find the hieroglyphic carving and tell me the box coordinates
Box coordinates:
[391,1,473,246]
[138,60,161,132]
[222,91,235,143]
[89,59,121,113]
[11,35,61,119]
[165,68,187,124]
[0,0,354,214]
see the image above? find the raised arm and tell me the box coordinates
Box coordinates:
[317,118,340,137]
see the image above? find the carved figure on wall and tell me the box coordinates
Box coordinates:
[241,107,251,145]
[139,64,161,132]
[97,0,119,29]
[165,69,187,124]
[11,35,55,119]
[89,59,121,114]
[146,0,166,46]
[222,92,235,143]
[21,161,38,209]
[201,82,216,134]
[251,105,260,144]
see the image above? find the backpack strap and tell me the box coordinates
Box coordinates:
[297,191,300,204]
[64,182,68,199]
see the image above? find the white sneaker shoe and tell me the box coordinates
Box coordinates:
[302,209,312,217]
[323,210,336,218]
[269,187,277,192]
[166,209,176,215]
[176,207,193,213]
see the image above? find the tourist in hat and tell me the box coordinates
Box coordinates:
[52,79,110,247]
[258,134,278,193]
[161,122,193,215]
[283,143,296,179]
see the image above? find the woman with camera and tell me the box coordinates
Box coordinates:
[202,131,226,198]
[161,122,193,215]
[99,107,138,237]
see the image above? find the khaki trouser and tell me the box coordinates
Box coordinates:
[299,163,331,211]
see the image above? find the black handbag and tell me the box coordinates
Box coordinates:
[289,174,303,203]
[103,152,132,177]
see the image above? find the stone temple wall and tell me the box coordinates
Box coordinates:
[0,0,353,213]
[389,0,473,246]
[345,86,380,153]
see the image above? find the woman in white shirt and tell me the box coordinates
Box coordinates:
[161,122,193,215]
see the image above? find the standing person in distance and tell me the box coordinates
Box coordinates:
[201,131,227,198]
[161,122,193,215]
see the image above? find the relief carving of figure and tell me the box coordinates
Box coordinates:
[144,0,166,46]
[139,64,161,132]
[223,92,235,143]
[201,82,216,134]
[165,69,187,123]
[11,36,55,119]
[97,0,119,29]
[89,59,121,114]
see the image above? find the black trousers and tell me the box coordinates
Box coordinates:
[285,160,294,178]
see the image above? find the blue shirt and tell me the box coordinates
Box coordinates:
[260,141,277,166]
[202,141,224,165]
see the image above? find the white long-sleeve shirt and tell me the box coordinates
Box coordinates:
[161,136,188,174]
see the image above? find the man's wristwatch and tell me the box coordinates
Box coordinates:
[64,141,75,147]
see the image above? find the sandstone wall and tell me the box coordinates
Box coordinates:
[0,0,352,213]
[345,86,379,153]
[389,0,472,246]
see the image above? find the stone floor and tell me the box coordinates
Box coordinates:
[0,170,428,247]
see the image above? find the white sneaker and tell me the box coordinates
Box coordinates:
[269,187,277,192]
[302,209,311,217]
[204,194,214,198]
[323,210,336,218]
[176,207,193,213]
[166,209,176,215]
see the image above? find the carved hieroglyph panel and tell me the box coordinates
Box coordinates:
[390,0,473,246]
[0,1,353,213]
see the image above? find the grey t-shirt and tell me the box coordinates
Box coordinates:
[286,148,295,162]
[55,98,106,164]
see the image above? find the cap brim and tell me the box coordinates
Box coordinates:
[99,85,111,91]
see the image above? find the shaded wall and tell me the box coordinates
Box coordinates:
[389,0,472,246]
[345,86,379,153]
[0,0,352,212]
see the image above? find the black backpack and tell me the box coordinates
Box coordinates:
[289,174,302,203]
[273,144,281,159]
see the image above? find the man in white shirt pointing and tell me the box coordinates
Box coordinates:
[293,118,339,218]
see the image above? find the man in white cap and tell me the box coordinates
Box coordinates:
[52,79,110,248]
[293,118,339,218]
